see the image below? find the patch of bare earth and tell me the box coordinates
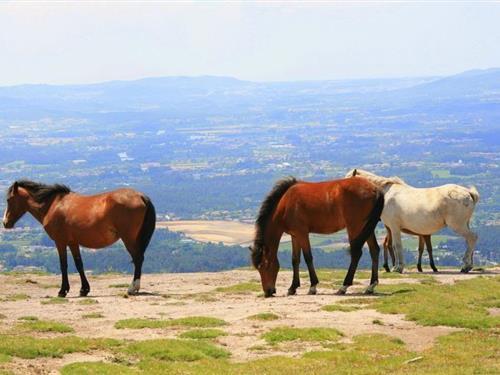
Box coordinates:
[0,268,497,373]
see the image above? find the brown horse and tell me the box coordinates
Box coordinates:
[250,176,384,297]
[3,180,156,297]
[383,227,438,273]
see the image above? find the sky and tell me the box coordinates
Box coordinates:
[0,1,499,85]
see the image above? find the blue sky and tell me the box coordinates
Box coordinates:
[1,1,499,85]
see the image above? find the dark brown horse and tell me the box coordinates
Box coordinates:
[383,227,438,273]
[3,180,156,297]
[250,176,384,297]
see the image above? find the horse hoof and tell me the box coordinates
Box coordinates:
[364,288,375,295]
[432,268,439,273]
[287,289,296,296]
[80,289,90,297]
[308,286,317,295]
[461,266,473,273]
[392,266,404,274]
[335,286,348,295]
[383,265,391,273]
[417,266,423,273]
[128,279,141,295]
[58,291,68,298]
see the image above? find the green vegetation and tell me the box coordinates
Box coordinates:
[179,329,227,340]
[61,362,138,375]
[247,312,280,321]
[374,276,500,329]
[56,330,500,374]
[215,282,261,294]
[41,297,68,305]
[18,320,74,333]
[262,327,343,345]
[82,313,104,319]
[115,316,227,330]
[109,283,130,288]
[321,304,359,312]
[77,298,98,305]
[121,339,230,362]
[0,335,120,359]
[18,316,38,321]
[1,293,30,302]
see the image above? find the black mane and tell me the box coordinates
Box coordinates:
[251,177,298,268]
[8,180,71,203]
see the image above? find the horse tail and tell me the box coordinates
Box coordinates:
[468,186,480,204]
[251,177,298,268]
[138,195,156,255]
[351,190,385,250]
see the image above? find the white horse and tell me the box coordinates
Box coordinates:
[345,169,479,273]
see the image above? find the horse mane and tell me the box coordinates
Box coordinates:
[251,177,298,268]
[347,169,407,187]
[8,180,71,204]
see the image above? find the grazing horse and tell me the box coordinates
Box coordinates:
[250,176,384,297]
[3,180,156,297]
[383,228,437,273]
[345,169,479,273]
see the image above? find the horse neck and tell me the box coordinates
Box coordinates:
[25,194,59,225]
[263,222,283,258]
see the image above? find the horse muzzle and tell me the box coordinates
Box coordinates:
[3,220,13,229]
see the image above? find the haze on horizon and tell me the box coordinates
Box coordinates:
[1,1,499,86]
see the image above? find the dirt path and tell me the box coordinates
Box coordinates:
[0,268,497,373]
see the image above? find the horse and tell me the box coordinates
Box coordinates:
[250,176,384,297]
[383,228,438,273]
[2,180,156,297]
[345,169,479,273]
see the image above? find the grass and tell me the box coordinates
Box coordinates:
[41,297,68,305]
[337,297,376,305]
[60,330,500,374]
[115,316,227,329]
[374,276,500,329]
[372,319,384,325]
[0,335,120,359]
[179,329,227,340]
[61,362,138,375]
[1,293,30,302]
[18,316,38,321]
[18,320,74,333]
[321,304,359,312]
[121,339,230,362]
[82,313,104,319]
[247,312,280,321]
[109,283,130,288]
[77,298,98,305]
[215,282,261,294]
[262,327,343,345]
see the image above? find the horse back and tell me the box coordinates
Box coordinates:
[275,177,381,234]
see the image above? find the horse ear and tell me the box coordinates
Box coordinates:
[353,169,357,176]
[12,182,18,194]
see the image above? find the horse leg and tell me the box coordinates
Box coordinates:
[301,235,319,295]
[425,235,438,272]
[337,241,363,295]
[56,243,70,297]
[365,233,380,294]
[449,221,477,273]
[417,236,424,272]
[390,228,405,273]
[287,236,301,296]
[122,238,143,295]
[69,244,90,296]
[383,234,391,273]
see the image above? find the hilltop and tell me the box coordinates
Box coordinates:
[0,268,498,373]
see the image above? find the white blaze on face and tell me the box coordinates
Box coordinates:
[2,207,7,225]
